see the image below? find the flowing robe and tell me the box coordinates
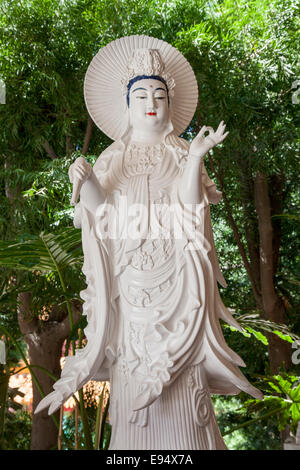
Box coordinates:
[37,131,262,449]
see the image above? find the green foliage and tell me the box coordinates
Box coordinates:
[62,414,111,450]
[0,226,85,327]
[60,381,111,450]
[244,373,300,435]
[0,407,31,450]
[62,413,83,449]
[0,228,82,273]
[213,395,281,450]
[226,311,300,346]
[0,331,33,449]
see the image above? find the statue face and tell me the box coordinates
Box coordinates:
[128,78,170,133]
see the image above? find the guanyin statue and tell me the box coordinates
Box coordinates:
[36,35,262,450]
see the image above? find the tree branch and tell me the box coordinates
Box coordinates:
[236,154,261,294]
[82,115,94,155]
[66,135,74,155]
[17,292,38,335]
[208,152,262,308]
[42,140,58,160]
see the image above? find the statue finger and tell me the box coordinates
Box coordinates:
[77,162,89,172]
[195,125,207,139]
[207,127,217,142]
[74,168,86,180]
[74,165,86,174]
[219,131,229,142]
[216,122,226,136]
[217,120,225,131]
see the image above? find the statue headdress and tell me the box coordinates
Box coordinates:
[84,35,198,140]
[121,48,176,98]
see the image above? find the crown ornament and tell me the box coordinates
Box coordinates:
[121,49,176,96]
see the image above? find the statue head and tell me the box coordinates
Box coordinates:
[123,49,175,134]
[126,77,169,133]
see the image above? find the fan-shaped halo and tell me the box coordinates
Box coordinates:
[84,35,198,141]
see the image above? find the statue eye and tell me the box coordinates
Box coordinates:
[155,96,166,100]
[136,95,147,99]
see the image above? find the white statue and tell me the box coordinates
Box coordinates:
[36,35,263,450]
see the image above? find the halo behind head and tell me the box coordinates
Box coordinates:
[84,35,198,140]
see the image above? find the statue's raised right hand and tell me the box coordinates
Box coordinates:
[189,121,229,160]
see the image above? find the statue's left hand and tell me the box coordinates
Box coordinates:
[189,121,229,159]
[69,157,93,205]
[69,157,92,184]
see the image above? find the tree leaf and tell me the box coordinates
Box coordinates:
[245,326,268,345]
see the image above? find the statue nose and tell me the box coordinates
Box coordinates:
[147,94,155,109]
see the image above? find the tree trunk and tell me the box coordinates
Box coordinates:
[208,153,292,374]
[17,293,80,449]
[269,173,284,277]
[27,326,64,450]
[254,172,291,373]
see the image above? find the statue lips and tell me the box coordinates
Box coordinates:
[147,112,157,116]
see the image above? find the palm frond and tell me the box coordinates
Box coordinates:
[0,227,83,274]
[229,311,300,344]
